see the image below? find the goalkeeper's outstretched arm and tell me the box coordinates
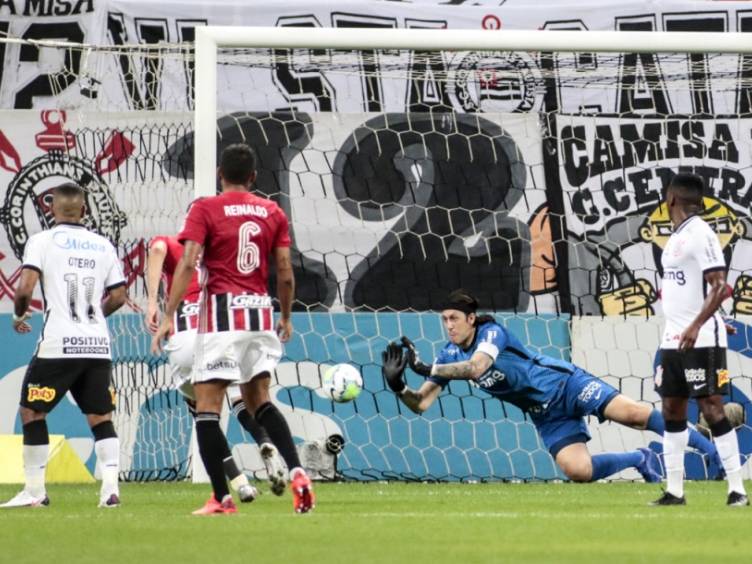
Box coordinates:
[399,381,442,414]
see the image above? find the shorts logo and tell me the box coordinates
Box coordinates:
[446,51,543,113]
[109,386,116,406]
[578,381,603,403]
[717,368,730,387]
[684,368,706,383]
[205,360,237,371]
[654,365,663,388]
[0,111,128,261]
[27,385,56,403]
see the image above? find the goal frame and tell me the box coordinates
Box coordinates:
[193,26,752,198]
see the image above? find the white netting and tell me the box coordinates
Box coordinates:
[2,36,751,481]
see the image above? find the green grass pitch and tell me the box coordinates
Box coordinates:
[1,481,750,563]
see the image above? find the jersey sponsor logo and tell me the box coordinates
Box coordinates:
[0,111,128,261]
[717,368,730,388]
[54,232,107,253]
[477,369,506,388]
[577,380,603,403]
[181,302,200,317]
[663,269,686,285]
[27,385,56,403]
[684,368,706,383]
[230,294,273,309]
[223,204,269,218]
[61,336,110,355]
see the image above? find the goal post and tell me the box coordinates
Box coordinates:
[187,25,752,482]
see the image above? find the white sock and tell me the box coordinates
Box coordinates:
[95,438,120,498]
[663,429,688,498]
[714,429,746,495]
[24,444,48,498]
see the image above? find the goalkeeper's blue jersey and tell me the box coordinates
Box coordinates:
[428,321,577,413]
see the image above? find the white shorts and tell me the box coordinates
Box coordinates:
[164,330,250,405]
[193,330,282,386]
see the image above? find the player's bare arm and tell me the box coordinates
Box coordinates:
[273,245,295,342]
[679,269,727,351]
[151,240,202,353]
[102,285,127,317]
[12,267,38,334]
[430,352,493,380]
[144,239,168,334]
[399,381,442,414]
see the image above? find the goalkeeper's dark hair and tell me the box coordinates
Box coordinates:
[444,289,495,326]
[219,143,257,185]
[668,172,704,209]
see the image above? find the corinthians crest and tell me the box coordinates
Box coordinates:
[0,111,129,260]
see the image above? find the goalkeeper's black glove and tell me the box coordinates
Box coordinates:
[400,336,433,377]
[381,342,408,394]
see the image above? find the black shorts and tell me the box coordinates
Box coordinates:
[20,357,115,414]
[657,347,729,398]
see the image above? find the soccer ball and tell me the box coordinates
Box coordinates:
[322,364,363,403]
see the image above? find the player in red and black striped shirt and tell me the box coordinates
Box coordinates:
[152,144,313,514]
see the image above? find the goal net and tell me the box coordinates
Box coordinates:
[3,27,751,481]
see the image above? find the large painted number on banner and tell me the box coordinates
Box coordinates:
[332,113,532,311]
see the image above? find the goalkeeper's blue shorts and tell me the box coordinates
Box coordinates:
[529,369,620,457]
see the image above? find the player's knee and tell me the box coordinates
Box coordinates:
[19,406,45,425]
[626,404,650,428]
[558,458,592,482]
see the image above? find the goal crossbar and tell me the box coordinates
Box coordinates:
[193,26,752,196]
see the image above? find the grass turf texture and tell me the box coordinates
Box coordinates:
[1,481,750,563]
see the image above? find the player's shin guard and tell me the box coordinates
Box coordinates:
[92,421,119,498]
[195,413,231,500]
[590,451,643,481]
[22,420,49,498]
[663,420,689,498]
[232,400,272,445]
[710,418,747,495]
[254,402,302,471]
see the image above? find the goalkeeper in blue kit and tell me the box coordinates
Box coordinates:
[382,289,720,483]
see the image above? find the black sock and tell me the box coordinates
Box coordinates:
[254,402,301,469]
[232,401,271,445]
[195,412,230,500]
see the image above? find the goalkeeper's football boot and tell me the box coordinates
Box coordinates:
[98,493,121,508]
[192,494,237,515]
[290,469,315,514]
[636,448,663,483]
[260,443,286,496]
[727,491,750,507]
[0,490,49,508]
[650,491,686,506]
